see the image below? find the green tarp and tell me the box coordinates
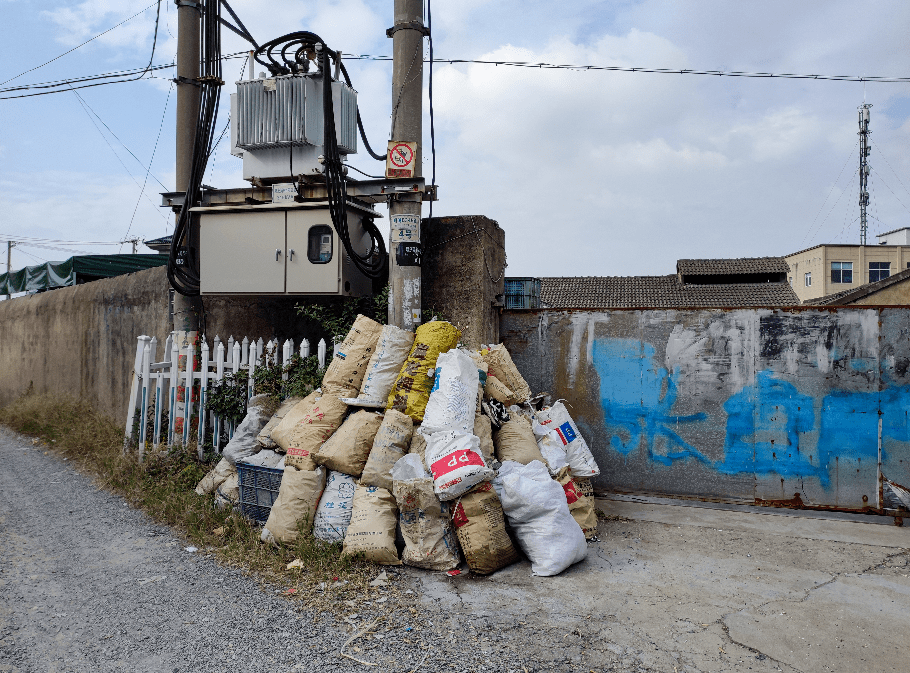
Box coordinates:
[0,255,168,295]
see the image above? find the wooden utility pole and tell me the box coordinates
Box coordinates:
[173,0,201,335]
[387,0,425,330]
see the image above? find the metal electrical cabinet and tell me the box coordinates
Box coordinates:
[196,202,375,296]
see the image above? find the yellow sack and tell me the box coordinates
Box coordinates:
[386,321,462,422]
[322,315,383,397]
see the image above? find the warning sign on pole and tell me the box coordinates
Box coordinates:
[386,141,417,179]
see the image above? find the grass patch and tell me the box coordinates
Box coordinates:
[0,391,394,614]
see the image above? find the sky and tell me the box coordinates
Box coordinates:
[2,0,910,283]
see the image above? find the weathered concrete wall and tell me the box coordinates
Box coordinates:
[423,216,506,349]
[501,307,910,512]
[0,266,341,425]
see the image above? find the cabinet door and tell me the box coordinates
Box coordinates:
[200,211,286,293]
[286,209,339,294]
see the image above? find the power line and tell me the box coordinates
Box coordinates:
[871,139,910,200]
[0,2,160,86]
[871,167,910,219]
[343,54,910,83]
[801,139,858,247]
[0,235,121,245]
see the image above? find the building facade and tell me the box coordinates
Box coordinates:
[785,243,910,303]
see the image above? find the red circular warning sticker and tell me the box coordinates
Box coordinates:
[389,142,414,168]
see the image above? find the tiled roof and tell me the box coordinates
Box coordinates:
[540,276,800,308]
[805,267,910,305]
[677,257,790,276]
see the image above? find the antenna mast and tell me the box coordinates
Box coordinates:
[858,103,872,245]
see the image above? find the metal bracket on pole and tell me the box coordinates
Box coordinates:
[172,75,201,87]
[174,0,202,11]
[386,21,429,38]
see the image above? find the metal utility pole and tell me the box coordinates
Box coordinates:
[173,0,201,334]
[5,241,13,300]
[387,0,425,330]
[858,103,872,246]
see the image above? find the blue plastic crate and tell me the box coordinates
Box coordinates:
[237,462,284,523]
[504,277,541,309]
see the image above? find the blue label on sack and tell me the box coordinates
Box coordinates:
[430,369,441,394]
[556,421,576,445]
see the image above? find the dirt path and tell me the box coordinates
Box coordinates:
[2,426,909,673]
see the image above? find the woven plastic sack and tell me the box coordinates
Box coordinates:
[492,460,587,576]
[560,473,598,540]
[342,485,401,565]
[494,416,546,466]
[481,344,531,403]
[261,466,326,545]
[222,395,279,465]
[195,457,235,495]
[313,470,357,542]
[214,472,239,509]
[322,315,383,397]
[422,349,480,435]
[269,390,323,452]
[361,409,414,490]
[408,424,427,462]
[424,429,494,501]
[536,402,600,477]
[314,410,384,477]
[257,394,309,449]
[473,414,495,464]
[452,481,520,575]
[282,395,349,471]
[391,454,461,570]
[465,350,488,414]
[484,375,518,406]
[532,421,569,474]
[341,325,414,407]
[386,321,462,422]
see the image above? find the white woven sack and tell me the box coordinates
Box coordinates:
[535,402,600,478]
[341,325,414,407]
[423,429,493,501]
[532,421,569,475]
[492,460,587,576]
[313,470,357,542]
[421,349,479,435]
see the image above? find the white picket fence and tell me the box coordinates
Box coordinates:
[124,332,328,460]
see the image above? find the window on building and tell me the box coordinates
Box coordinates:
[804,272,812,287]
[869,261,891,282]
[831,261,853,284]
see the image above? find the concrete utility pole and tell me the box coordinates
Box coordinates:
[173,0,201,335]
[387,0,424,330]
[858,103,872,246]
[5,241,13,300]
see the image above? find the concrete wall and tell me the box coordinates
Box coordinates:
[501,307,910,512]
[422,215,506,349]
[850,279,910,305]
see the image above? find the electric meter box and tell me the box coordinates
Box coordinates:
[195,202,375,296]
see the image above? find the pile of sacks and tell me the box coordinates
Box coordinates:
[196,316,601,577]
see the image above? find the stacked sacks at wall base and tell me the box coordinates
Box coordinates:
[194,322,601,577]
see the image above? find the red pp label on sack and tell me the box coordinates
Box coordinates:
[562,479,580,505]
[431,450,485,480]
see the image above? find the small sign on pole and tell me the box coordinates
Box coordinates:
[386,141,417,179]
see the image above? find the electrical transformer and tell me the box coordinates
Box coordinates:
[195,69,376,296]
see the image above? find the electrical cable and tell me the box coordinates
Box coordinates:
[871,168,910,219]
[427,0,436,219]
[251,33,387,282]
[800,140,859,246]
[0,2,160,86]
[168,0,223,296]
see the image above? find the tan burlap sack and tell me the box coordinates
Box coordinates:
[394,472,461,571]
[484,375,518,406]
[322,315,383,397]
[494,416,545,465]
[261,466,326,545]
[408,424,427,462]
[342,485,401,565]
[269,390,322,451]
[257,395,308,450]
[473,414,495,464]
[361,410,414,490]
[451,482,520,575]
[282,396,349,470]
[481,344,531,403]
[313,410,384,477]
[555,467,597,540]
